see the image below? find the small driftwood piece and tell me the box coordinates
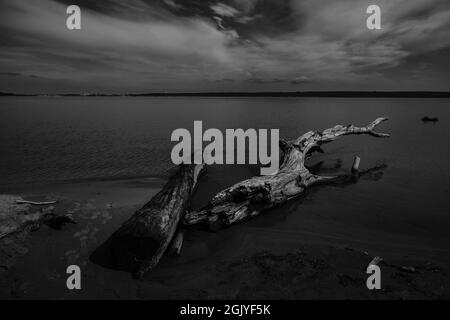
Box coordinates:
[168,229,185,257]
[16,200,57,205]
[351,156,361,174]
[367,256,383,268]
[184,118,389,230]
[110,163,205,278]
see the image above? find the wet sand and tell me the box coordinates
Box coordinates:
[1,172,449,299]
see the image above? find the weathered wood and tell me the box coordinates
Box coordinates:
[110,163,205,278]
[351,156,361,174]
[368,256,383,268]
[15,200,57,205]
[184,118,389,229]
[168,229,184,257]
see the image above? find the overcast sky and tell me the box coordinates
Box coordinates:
[0,0,449,93]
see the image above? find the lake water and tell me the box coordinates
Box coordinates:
[2,96,450,209]
[1,96,450,268]
[1,96,449,186]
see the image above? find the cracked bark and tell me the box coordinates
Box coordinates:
[183,118,389,230]
[109,118,388,277]
[110,163,205,278]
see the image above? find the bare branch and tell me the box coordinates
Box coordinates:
[294,117,389,155]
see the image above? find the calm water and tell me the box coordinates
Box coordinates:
[1,97,450,222]
[1,96,450,298]
[1,97,449,187]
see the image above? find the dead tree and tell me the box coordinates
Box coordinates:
[110,163,205,278]
[183,118,389,230]
[109,118,388,278]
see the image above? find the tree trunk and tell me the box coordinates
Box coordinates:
[183,118,389,230]
[110,163,205,278]
[109,118,388,277]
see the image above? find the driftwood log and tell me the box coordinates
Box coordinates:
[183,118,389,230]
[15,200,57,205]
[109,118,388,278]
[110,163,205,278]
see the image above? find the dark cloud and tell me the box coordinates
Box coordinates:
[0,0,449,93]
[0,72,41,79]
[245,77,284,84]
[215,78,235,82]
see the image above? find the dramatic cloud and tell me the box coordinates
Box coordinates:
[0,0,237,92]
[0,0,449,92]
[163,0,184,11]
[210,3,240,17]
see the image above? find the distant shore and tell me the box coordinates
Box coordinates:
[1,91,450,98]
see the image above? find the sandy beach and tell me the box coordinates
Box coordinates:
[1,173,449,299]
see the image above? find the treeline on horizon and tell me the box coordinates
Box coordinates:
[1,91,450,98]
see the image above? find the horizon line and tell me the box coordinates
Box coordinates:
[1,90,450,98]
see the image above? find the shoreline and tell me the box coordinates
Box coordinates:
[1,175,449,299]
[0,175,168,195]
